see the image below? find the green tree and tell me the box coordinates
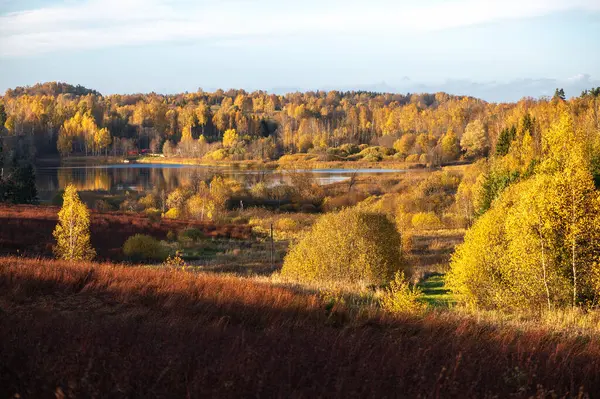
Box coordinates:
[495,126,517,156]
[53,184,96,261]
[3,163,38,204]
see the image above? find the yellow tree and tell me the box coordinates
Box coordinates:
[222,129,238,147]
[460,119,488,158]
[187,194,216,221]
[441,129,460,162]
[53,184,96,261]
[94,127,112,156]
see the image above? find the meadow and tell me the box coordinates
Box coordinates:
[2,257,600,398]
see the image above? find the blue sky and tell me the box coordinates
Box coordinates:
[0,0,599,102]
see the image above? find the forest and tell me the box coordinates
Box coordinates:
[0,81,565,164]
[2,82,600,397]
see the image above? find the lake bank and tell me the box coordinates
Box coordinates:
[136,155,427,171]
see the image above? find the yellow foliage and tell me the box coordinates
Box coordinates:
[222,128,238,147]
[163,251,187,269]
[275,217,298,232]
[448,162,600,310]
[163,208,181,219]
[186,194,215,221]
[53,184,95,261]
[411,212,443,230]
[281,207,403,285]
[205,149,228,161]
[379,271,427,314]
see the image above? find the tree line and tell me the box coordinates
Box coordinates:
[6,82,598,164]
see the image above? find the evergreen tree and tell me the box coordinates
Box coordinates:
[4,163,38,204]
[495,126,517,157]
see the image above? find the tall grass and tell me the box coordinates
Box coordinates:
[2,256,600,397]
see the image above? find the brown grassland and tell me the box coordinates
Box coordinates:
[1,256,600,398]
[0,204,250,259]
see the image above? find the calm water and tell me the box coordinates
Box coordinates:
[35,163,405,201]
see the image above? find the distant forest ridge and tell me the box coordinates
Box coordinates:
[0,82,598,165]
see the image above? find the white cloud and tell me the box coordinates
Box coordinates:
[1,0,599,57]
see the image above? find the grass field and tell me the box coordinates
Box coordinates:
[2,256,600,398]
[418,273,456,308]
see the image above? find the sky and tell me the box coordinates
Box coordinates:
[0,0,599,102]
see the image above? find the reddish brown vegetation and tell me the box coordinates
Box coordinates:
[1,257,599,397]
[0,204,250,259]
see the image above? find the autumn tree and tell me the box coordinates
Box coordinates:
[53,184,96,261]
[460,119,488,158]
[440,129,460,162]
[448,111,600,310]
[222,129,238,147]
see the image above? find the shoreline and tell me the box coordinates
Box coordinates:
[135,156,428,171]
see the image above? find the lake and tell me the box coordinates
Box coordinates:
[35,163,406,201]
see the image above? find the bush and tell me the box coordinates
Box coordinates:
[163,208,181,219]
[94,199,113,212]
[179,228,204,242]
[275,217,298,232]
[144,207,161,221]
[138,193,157,209]
[281,207,403,285]
[338,143,360,156]
[205,149,228,161]
[379,271,427,314]
[163,251,187,269]
[123,234,166,262]
[411,212,443,230]
[405,154,420,163]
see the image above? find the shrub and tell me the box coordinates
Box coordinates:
[401,231,414,254]
[281,207,403,285]
[179,228,204,242]
[205,149,228,161]
[166,230,176,242]
[250,182,269,199]
[405,154,420,163]
[94,199,113,212]
[123,234,166,262]
[144,207,161,221]
[338,143,360,156]
[138,193,157,209]
[275,217,298,232]
[411,212,443,230]
[163,251,187,269]
[163,208,181,219]
[380,271,427,314]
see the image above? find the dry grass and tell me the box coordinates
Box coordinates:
[2,257,600,397]
[0,204,251,259]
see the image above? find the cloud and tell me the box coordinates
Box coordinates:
[1,0,599,57]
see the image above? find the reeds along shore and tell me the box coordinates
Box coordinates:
[1,256,600,398]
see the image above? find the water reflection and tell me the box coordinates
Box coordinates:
[36,164,404,201]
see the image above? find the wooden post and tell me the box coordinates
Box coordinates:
[270,223,274,266]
